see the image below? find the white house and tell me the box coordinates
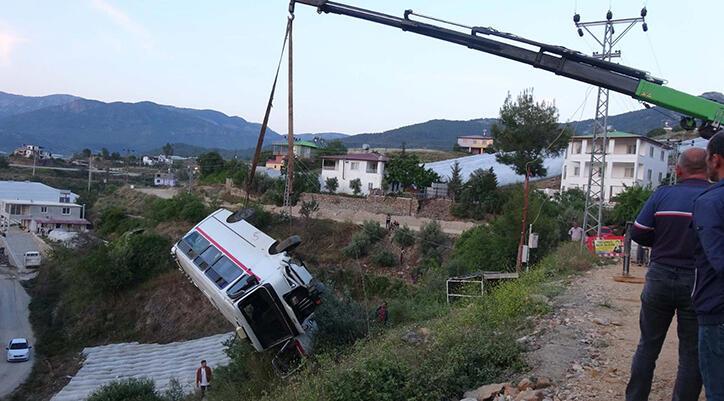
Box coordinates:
[560,131,671,202]
[13,144,51,160]
[153,172,177,187]
[0,181,90,234]
[320,153,389,195]
[142,155,173,166]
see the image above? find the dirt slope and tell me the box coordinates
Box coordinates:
[524,262,705,400]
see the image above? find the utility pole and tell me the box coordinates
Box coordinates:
[87,156,92,192]
[575,8,648,240]
[32,148,37,177]
[282,14,295,220]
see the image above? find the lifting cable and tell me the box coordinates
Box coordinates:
[245,5,295,207]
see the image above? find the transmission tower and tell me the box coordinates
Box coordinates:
[574,8,648,238]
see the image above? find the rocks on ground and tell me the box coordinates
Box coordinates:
[461,376,553,401]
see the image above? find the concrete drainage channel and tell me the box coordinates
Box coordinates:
[51,332,234,401]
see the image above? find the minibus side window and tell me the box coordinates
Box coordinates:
[226,274,258,299]
[178,231,209,259]
[205,256,242,289]
[238,287,292,349]
[194,246,223,271]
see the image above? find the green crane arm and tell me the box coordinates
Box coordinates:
[293,0,723,138]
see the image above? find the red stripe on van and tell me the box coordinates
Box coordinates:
[196,227,259,279]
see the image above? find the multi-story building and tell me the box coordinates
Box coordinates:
[266,140,321,171]
[320,153,388,195]
[153,172,177,187]
[457,135,494,154]
[560,131,671,202]
[0,181,90,234]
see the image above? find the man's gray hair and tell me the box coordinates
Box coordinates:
[677,147,707,174]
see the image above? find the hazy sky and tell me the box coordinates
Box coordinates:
[1,1,722,135]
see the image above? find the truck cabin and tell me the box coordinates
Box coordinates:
[172,208,320,354]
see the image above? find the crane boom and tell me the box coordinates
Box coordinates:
[293,0,722,138]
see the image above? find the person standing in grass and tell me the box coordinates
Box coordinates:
[195,359,213,397]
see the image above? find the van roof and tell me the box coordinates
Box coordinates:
[192,209,287,283]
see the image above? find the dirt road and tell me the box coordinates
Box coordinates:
[0,273,35,399]
[524,262,705,400]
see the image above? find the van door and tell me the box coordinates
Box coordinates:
[237,285,295,350]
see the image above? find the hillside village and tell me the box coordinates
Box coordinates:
[1,2,723,401]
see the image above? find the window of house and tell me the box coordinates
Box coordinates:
[563,165,567,179]
[573,166,580,176]
[59,194,71,203]
[40,206,48,213]
[366,161,378,173]
[205,256,242,289]
[624,167,634,178]
[647,169,652,181]
[350,161,359,170]
[626,144,636,154]
[322,159,336,170]
[649,146,654,158]
[573,142,582,154]
[658,172,663,183]
[9,204,22,215]
[660,150,664,161]
[61,207,71,215]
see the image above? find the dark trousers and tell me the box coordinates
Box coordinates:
[626,263,702,401]
[699,323,724,401]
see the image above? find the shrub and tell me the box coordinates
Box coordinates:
[393,225,415,248]
[371,249,397,267]
[325,177,339,193]
[349,178,362,195]
[314,288,368,348]
[299,200,320,219]
[611,185,653,225]
[86,378,163,401]
[342,232,371,258]
[361,220,385,243]
[97,207,142,236]
[146,192,209,224]
[418,221,447,261]
[77,233,173,293]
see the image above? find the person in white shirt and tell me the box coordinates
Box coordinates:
[195,359,212,397]
[568,222,584,241]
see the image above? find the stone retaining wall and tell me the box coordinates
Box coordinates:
[300,193,419,216]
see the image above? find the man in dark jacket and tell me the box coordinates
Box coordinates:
[626,147,709,401]
[195,359,213,397]
[692,132,724,401]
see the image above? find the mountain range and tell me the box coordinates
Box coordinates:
[0,91,282,154]
[0,90,720,156]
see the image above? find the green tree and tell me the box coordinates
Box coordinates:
[611,185,653,224]
[197,151,224,176]
[325,177,339,193]
[492,90,570,177]
[110,152,121,161]
[455,168,499,218]
[350,178,362,195]
[81,148,92,158]
[100,148,110,160]
[447,161,463,201]
[384,153,440,191]
[162,142,174,156]
[0,155,8,169]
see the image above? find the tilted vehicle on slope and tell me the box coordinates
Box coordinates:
[171,208,322,358]
[292,0,722,139]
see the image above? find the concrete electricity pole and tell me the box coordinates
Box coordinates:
[575,8,648,239]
